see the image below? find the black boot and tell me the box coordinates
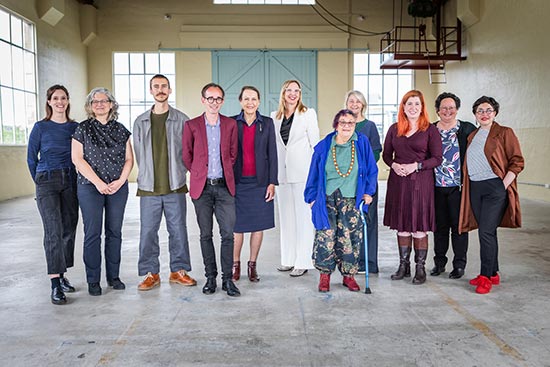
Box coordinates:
[391,235,412,280]
[412,236,428,285]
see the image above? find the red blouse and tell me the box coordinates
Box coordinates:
[242,122,257,176]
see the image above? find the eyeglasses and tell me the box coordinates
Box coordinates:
[338,120,356,127]
[285,88,301,94]
[476,108,495,115]
[440,107,456,112]
[91,99,110,105]
[205,96,224,104]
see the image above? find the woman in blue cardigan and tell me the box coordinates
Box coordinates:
[304,109,378,292]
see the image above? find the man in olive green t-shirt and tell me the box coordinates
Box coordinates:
[132,74,197,291]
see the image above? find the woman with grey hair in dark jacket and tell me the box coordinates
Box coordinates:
[72,87,134,296]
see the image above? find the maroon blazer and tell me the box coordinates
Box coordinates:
[182,113,238,199]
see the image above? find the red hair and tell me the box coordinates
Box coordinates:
[397,90,430,137]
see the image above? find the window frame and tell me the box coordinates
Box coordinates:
[0,6,38,146]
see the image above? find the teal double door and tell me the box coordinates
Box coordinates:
[212,50,317,118]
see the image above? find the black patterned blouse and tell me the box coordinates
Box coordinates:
[72,118,131,185]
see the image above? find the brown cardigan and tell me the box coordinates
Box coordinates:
[459,121,524,233]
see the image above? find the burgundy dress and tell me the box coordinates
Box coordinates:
[383,123,443,232]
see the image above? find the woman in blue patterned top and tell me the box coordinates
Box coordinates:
[72,87,134,296]
[27,85,79,305]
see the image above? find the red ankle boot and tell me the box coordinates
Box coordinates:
[342,276,360,292]
[470,273,500,286]
[318,273,330,292]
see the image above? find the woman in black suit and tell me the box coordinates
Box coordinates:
[231,86,278,282]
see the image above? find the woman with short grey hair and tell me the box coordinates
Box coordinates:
[72,87,134,296]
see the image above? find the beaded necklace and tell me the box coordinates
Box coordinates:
[332,140,355,178]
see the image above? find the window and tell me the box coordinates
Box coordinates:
[353,53,413,140]
[113,52,176,130]
[0,7,37,145]
[214,0,315,4]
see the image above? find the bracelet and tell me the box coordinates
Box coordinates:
[416,162,423,172]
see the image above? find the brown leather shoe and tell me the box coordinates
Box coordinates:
[169,270,197,286]
[138,272,160,291]
[247,261,260,282]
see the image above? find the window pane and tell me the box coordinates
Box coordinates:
[0,42,13,86]
[398,74,412,100]
[1,87,14,144]
[353,75,368,96]
[369,75,383,105]
[114,75,130,105]
[12,47,24,89]
[10,16,22,47]
[130,105,147,129]
[24,51,36,92]
[23,21,34,51]
[25,92,37,134]
[159,53,175,74]
[14,90,25,143]
[368,53,381,75]
[145,74,155,103]
[130,75,145,104]
[118,105,130,129]
[113,52,129,74]
[0,10,9,42]
[145,54,159,74]
[130,53,144,74]
[354,53,367,75]
[383,75,397,102]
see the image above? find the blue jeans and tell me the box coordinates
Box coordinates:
[77,182,128,284]
[191,183,235,281]
[35,169,79,274]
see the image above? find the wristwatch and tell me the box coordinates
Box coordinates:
[416,162,423,172]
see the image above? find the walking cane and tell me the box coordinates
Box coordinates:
[359,202,372,294]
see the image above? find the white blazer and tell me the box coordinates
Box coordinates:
[271,108,320,184]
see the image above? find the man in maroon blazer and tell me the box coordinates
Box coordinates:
[182,83,240,297]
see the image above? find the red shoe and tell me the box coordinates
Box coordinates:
[469,273,500,286]
[342,276,360,292]
[318,273,330,292]
[475,275,492,294]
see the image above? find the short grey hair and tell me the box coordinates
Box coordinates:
[84,87,119,121]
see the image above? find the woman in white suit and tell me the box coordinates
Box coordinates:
[271,80,320,277]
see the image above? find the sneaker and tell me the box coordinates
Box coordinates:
[169,270,197,286]
[289,268,308,277]
[88,282,102,296]
[107,277,126,290]
[475,276,492,294]
[138,272,160,291]
[469,273,500,286]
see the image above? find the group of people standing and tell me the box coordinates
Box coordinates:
[27,75,523,305]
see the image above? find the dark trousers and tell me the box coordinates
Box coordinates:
[470,178,508,277]
[359,185,379,272]
[433,186,469,269]
[77,182,129,284]
[192,183,236,281]
[35,169,79,274]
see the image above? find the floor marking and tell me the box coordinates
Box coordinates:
[96,317,140,366]
[430,283,527,365]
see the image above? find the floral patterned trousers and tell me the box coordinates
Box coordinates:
[313,189,362,275]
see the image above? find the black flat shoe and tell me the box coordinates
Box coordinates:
[51,286,67,305]
[202,277,217,295]
[88,282,102,296]
[222,279,241,297]
[430,265,445,276]
[449,268,465,279]
[60,277,76,293]
[107,278,126,290]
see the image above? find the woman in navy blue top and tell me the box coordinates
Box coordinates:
[27,85,79,305]
[72,87,134,297]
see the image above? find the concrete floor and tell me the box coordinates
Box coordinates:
[1,182,549,367]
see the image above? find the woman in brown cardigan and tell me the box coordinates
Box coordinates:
[459,96,524,294]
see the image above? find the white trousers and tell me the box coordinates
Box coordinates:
[276,182,315,269]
